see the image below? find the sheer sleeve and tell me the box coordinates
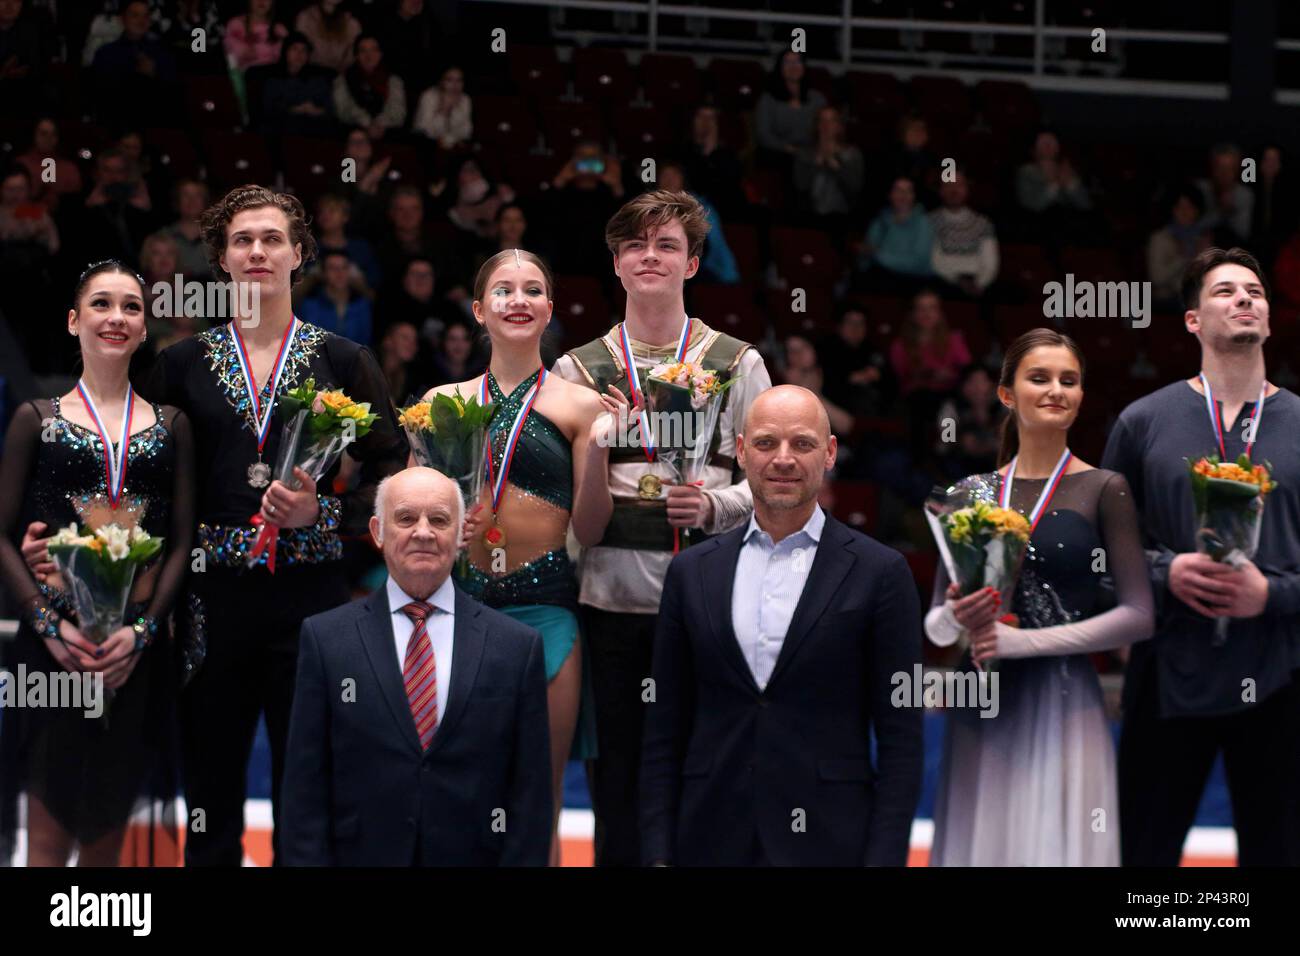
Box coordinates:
[0,403,46,613]
[331,338,409,537]
[923,557,964,647]
[144,407,195,622]
[995,471,1156,658]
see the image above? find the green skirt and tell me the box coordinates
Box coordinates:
[497,604,598,761]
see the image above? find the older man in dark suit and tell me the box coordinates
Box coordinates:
[281,467,552,866]
[641,385,924,866]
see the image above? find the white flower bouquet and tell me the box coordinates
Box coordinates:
[47,522,163,643]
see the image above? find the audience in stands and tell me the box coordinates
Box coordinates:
[15,118,83,213]
[816,304,897,419]
[375,256,464,346]
[683,105,746,218]
[0,0,56,117]
[890,290,972,398]
[755,50,826,172]
[857,175,935,292]
[377,0,442,96]
[1014,130,1092,216]
[792,106,865,227]
[259,31,335,137]
[377,319,433,403]
[443,157,514,245]
[934,364,1003,480]
[429,319,486,386]
[1147,185,1210,310]
[91,0,178,123]
[338,128,392,233]
[1249,144,1297,266]
[779,334,854,438]
[298,248,373,346]
[1197,142,1254,245]
[376,185,467,298]
[658,161,740,284]
[140,230,202,351]
[294,0,360,73]
[929,172,999,297]
[412,66,473,151]
[333,34,406,140]
[313,192,381,289]
[549,140,623,276]
[881,115,938,205]
[160,179,212,282]
[223,0,287,72]
[76,148,156,266]
[0,164,59,258]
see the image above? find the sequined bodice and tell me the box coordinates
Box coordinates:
[486,370,573,512]
[23,397,174,540]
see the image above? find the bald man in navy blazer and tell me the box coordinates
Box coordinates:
[640,386,924,866]
[281,468,552,866]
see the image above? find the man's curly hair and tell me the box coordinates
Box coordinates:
[199,184,317,285]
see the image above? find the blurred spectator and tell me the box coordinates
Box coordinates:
[816,304,897,418]
[114,129,162,212]
[377,320,435,402]
[412,66,472,150]
[1197,142,1253,245]
[338,128,391,236]
[548,140,623,275]
[778,334,854,436]
[792,106,865,225]
[333,34,406,140]
[1015,131,1092,215]
[160,0,222,64]
[430,319,485,386]
[0,0,56,116]
[15,117,83,212]
[74,148,156,267]
[857,176,934,292]
[140,230,202,350]
[260,30,334,136]
[929,173,999,297]
[376,184,466,296]
[1147,185,1209,310]
[299,248,373,345]
[881,115,937,204]
[1250,144,1297,265]
[91,0,178,124]
[935,364,1004,479]
[375,256,465,345]
[294,0,360,73]
[683,105,745,217]
[658,161,738,284]
[223,0,287,72]
[443,157,514,242]
[889,290,971,397]
[754,50,826,170]
[313,192,381,289]
[159,178,212,282]
[0,164,59,255]
[376,0,439,95]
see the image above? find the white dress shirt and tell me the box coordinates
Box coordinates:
[387,574,456,726]
[730,506,826,691]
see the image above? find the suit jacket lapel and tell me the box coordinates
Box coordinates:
[765,514,856,690]
[706,529,761,694]
[357,588,423,755]
[426,585,486,753]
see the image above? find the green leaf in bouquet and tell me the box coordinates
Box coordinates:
[1204,476,1265,500]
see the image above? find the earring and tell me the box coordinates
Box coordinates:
[70,329,78,337]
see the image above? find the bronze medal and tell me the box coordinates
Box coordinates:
[637,473,663,500]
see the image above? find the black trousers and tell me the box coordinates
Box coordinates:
[181,564,348,866]
[1119,651,1298,866]
[582,606,657,867]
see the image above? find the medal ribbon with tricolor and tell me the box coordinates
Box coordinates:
[230,317,298,457]
[1199,372,1267,461]
[999,447,1073,534]
[480,367,547,539]
[76,380,134,509]
[618,313,692,462]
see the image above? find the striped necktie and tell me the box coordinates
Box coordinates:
[401,601,439,750]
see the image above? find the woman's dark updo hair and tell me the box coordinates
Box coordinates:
[996,328,1086,468]
[71,259,146,311]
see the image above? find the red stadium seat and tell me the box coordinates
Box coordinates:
[572,47,635,107]
[908,76,972,130]
[829,479,881,534]
[280,135,343,208]
[767,287,830,339]
[845,71,905,124]
[721,222,761,283]
[552,274,612,348]
[473,95,540,151]
[201,130,274,191]
[690,283,766,342]
[612,105,676,159]
[142,127,201,179]
[541,102,605,153]
[638,53,702,110]
[853,294,909,342]
[709,57,764,111]
[975,80,1040,134]
[769,226,842,288]
[183,75,243,128]
[1000,243,1055,294]
[508,45,569,103]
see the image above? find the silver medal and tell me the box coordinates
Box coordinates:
[248,461,272,488]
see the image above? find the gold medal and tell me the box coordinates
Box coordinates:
[637,473,663,500]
